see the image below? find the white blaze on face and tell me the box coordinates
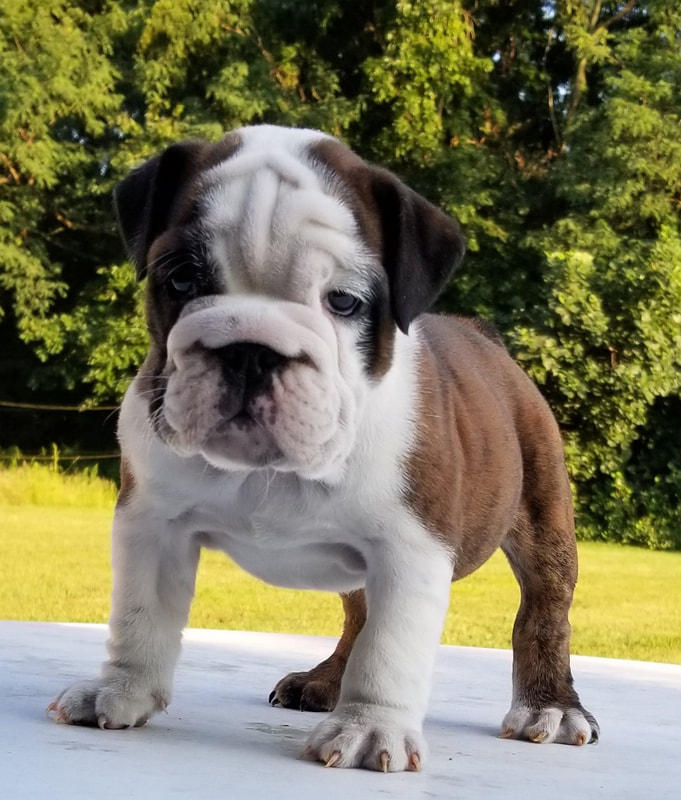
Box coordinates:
[199,126,365,303]
[161,127,380,480]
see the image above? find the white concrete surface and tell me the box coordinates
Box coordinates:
[1,621,679,798]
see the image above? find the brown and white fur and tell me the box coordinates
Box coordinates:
[48,125,599,772]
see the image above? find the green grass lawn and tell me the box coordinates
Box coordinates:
[1,502,679,664]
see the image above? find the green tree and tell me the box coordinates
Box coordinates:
[0,1,127,382]
[0,0,144,451]
[511,0,681,548]
[1,0,680,548]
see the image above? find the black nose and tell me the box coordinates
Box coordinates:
[217,342,286,398]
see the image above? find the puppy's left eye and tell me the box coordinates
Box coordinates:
[326,291,362,317]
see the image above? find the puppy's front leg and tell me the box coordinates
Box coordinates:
[304,533,452,772]
[49,501,200,729]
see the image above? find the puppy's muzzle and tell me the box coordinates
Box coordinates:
[161,295,356,475]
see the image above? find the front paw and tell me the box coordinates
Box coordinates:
[303,703,425,772]
[47,678,168,730]
[501,703,599,745]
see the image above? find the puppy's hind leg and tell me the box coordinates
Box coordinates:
[270,590,366,711]
[500,449,599,746]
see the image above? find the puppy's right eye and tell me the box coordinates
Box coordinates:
[167,272,198,301]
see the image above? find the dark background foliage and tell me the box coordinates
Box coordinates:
[1,0,680,547]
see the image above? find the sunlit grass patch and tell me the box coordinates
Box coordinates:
[1,499,679,665]
[0,461,117,509]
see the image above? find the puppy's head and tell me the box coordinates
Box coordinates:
[115,126,464,480]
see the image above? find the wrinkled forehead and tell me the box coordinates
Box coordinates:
[195,128,378,300]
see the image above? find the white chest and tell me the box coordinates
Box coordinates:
[142,467,372,592]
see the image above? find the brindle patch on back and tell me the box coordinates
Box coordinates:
[405,315,527,579]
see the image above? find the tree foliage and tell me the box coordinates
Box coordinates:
[1,0,680,547]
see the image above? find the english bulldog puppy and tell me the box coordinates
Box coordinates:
[48,125,599,771]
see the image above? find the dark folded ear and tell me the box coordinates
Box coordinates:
[368,167,465,334]
[113,141,213,280]
[309,138,465,334]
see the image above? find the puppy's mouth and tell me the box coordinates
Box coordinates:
[148,336,287,461]
[221,409,258,430]
[200,404,283,469]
